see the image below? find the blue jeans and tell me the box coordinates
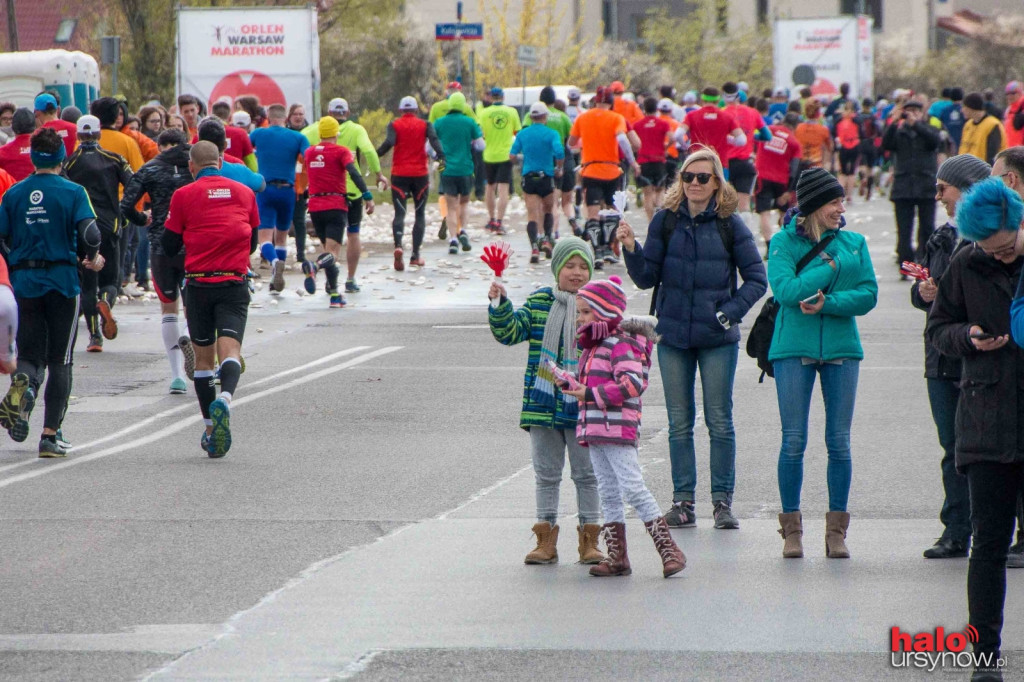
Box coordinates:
[927,377,971,542]
[658,342,738,504]
[774,358,859,513]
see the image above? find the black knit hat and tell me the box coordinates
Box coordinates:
[797,167,845,217]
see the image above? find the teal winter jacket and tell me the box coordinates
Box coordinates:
[767,216,878,362]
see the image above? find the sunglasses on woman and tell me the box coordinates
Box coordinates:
[681,171,713,185]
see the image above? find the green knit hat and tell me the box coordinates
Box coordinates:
[551,236,594,278]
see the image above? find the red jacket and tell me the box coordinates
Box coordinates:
[1006,99,1024,148]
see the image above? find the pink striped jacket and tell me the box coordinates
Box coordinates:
[576,317,658,446]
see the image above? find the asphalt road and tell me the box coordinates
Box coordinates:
[0,194,1021,682]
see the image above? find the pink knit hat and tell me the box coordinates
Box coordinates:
[577,275,626,322]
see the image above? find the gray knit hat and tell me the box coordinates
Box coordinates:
[937,154,992,191]
[551,235,594,278]
[796,167,845,217]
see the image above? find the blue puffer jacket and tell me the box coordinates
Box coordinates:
[623,201,767,349]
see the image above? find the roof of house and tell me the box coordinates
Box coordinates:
[0,0,89,51]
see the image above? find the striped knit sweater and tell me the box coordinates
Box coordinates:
[576,317,658,446]
[488,287,579,431]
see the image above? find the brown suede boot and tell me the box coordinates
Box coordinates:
[578,524,605,564]
[778,512,804,558]
[589,522,631,576]
[525,522,559,564]
[825,511,851,559]
[645,516,686,577]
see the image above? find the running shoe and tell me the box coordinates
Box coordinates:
[485,219,499,233]
[438,217,448,241]
[458,232,472,252]
[448,240,459,255]
[0,373,29,431]
[664,501,697,528]
[394,247,405,272]
[409,254,425,267]
[494,220,507,235]
[38,436,68,458]
[96,298,118,340]
[713,501,740,530]
[329,293,345,309]
[178,335,195,381]
[169,377,188,395]
[345,279,361,293]
[568,217,580,236]
[200,431,212,455]
[54,429,71,449]
[86,334,103,352]
[270,259,286,292]
[539,237,553,259]
[530,247,540,264]
[207,397,231,457]
[9,385,35,443]
[301,260,318,295]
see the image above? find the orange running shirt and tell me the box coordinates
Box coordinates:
[795,122,832,167]
[570,108,627,181]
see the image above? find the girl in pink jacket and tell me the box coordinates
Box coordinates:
[562,276,687,578]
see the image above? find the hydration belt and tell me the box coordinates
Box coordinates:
[184,271,247,279]
[309,192,345,198]
[9,259,75,271]
[267,180,294,188]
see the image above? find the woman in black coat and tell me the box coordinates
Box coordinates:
[882,97,940,273]
[925,178,1024,680]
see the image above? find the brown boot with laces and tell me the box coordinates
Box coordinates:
[577,524,605,564]
[645,516,686,577]
[589,522,631,576]
[524,522,559,564]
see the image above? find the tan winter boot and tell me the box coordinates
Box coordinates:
[645,516,687,578]
[825,511,851,559]
[578,524,605,564]
[525,522,559,564]
[778,512,804,558]
[589,522,631,577]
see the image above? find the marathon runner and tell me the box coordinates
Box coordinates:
[721,81,771,215]
[634,97,674,223]
[428,82,476,123]
[434,92,484,255]
[64,115,133,353]
[250,104,309,293]
[510,102,564,263]
[657,98,683,185]
[34,92,77,157]
[376,96,445,271]
[478,87,522,234]
[0,128,101,456]
[161,141,259,458]
[303,98,387,293]
[834,102,862,200]
[0,108,37,181]
[120,128,195,394]
[302,116,375,307]
[523,87,575,238]
[754,112,802,255]
[196,119,265,194]
[680,87,746,164]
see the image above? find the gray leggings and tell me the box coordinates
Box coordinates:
[530,427,600,525]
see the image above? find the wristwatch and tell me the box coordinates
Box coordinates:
[716,311,732,330]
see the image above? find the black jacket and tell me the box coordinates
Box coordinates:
[119,144,192,256]
[926,246,1024,470]
[910,222,964,380]
[881,119,940,200]
[63,142,133,234]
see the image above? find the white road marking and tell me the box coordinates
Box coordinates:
[0,347,401,490]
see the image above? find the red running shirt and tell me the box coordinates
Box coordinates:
[755,125,802,185]
[0,134,35,181]
[164,173,259,284]
[225,126,255,160]
[683,105,738,160]
[634,115,671,164]
[305,143,355,212]
[43,119,79,157]
[724,104,763,160]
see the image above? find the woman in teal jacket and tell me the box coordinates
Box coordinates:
[767,168,878,560]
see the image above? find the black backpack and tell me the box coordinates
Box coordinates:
[648,209,734,316]
[745,233,836,382]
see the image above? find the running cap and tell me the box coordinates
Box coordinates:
[773,87,788,98]
[609,81,625,94]
[657,98,674,112]
[594,86,614,105]
[448,91,467,109]
[399,96,418,111]
[190,140,220,169]
[230,111,251,127]
[737,81,749,92]
[318,115,339,140]
[528,101,549,118]
[567,87,581,100]
[61,105,81,123]
[1007,81,1022,94]
[11,108,35,135]
[682,91,697,104]
[447,81,462,91]
[327,97,349,114]
[34,93,58,112]
[489,87,504,98]
[76,115,101,134]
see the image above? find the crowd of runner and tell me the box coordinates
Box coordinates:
[0,76,1022,680]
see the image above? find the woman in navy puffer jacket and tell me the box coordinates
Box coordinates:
[620,147,767,530]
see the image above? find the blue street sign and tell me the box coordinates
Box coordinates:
[435,23,484,41]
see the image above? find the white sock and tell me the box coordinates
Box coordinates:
[217,391,232,404]
[162,314,185,379]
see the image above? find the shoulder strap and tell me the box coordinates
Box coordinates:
[716,217,734,257]
[795,232,836,274]
[659,209,677,249]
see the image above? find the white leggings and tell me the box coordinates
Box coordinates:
[0,285,16,365]
[589,442,662,524]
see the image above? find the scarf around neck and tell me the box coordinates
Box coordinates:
[530,288,580,416]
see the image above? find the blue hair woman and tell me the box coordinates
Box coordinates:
[926,177,1024,681]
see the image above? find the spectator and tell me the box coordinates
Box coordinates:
[960,92,1007,165]
[139,106,165,140]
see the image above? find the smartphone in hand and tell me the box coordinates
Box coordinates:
[801,293,821,305]
[970,331,996,341]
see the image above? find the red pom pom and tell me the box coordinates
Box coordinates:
[609,275,623,285]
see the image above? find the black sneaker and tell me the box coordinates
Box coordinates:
[458,232,472,252]
[438,217,448,241]
[38,436,68,458]
[713,501,740,529]
[448,239,459,255]
[923,537,970,559]
[665,502,696,528]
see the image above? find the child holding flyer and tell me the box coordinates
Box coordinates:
[488,236,604,566]
[562,276,687,578]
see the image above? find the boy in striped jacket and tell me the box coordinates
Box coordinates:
[563,276,687,578]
